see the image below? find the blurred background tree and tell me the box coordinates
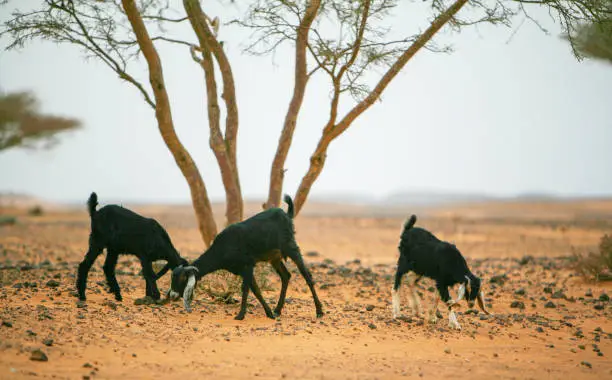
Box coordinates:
[0,90,81,151]
[565,0,612,65]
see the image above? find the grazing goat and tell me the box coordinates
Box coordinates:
[76,192,187,302]
[168,195,324,320]
[392,215,490,330]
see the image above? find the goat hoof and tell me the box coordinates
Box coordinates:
[273,310,282,318]
[234,314,245,321]
[316,311,324,318]
[428,317,437,324]
[115,295,123,302]
[266,312,275,320]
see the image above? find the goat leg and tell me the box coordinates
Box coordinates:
[271,260,291,317]
[290,250,324,318]
[235,269,253,320]
[249,275,275,319]
[103,251,122,301]
[140,258,161,300]
[76,240,104,302]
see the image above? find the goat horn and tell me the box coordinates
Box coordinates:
[477,290,491,315]
[464,275,472,293]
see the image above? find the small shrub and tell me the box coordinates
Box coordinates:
[0,268,20,286]
[573,234,612,282]
[152,261,166,274]
[28,205,44,216]
[198,262,275,303]
[0,215,17,226]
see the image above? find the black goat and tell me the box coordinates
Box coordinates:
[392,215,490,330]
[168,195,324,320]
[76,192,187,302]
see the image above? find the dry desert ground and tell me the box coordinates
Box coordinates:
[1,199,611,379]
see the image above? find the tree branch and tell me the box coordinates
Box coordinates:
[265,0,322,209]
[293,0,471,215]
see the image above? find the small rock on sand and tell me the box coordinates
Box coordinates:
[580,361,592,369]
[30,349,48,362]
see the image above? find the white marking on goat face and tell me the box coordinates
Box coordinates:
[183,274,197,312]
[448,310,461,330]
[168,290,180,300]
[392,286,401,318]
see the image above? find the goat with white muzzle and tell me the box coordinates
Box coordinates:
[392,215,491,330]
[167,195,324,320]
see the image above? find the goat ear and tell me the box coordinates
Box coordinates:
[465,275,472,294]
[183,274,197,313]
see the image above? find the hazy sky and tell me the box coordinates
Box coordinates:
[1,1,611,204]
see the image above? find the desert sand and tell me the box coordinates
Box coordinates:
[1,199,611,379]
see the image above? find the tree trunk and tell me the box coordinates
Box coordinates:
[265,0,321,209]
[293,0,470,216]
[122,0,217,245]
[184,0,243,224]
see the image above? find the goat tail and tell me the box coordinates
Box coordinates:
[283,194,295,219]
[404,214,417,230]
[87,192,98,217]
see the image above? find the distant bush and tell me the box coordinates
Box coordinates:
[28,205,43,216]
[572,234,612,282]
[0,268,20,286]
[0,215,17,226]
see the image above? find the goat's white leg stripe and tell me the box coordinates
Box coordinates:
[413,288,423,316]
[455,283,466,304]
[429,292,439,324]
[392,286,401,318]
[406,285,415,314]
[448,310,461,330]
[405,272,425,316]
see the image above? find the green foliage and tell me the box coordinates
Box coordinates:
[564,1,612,64]
[0,91,81,151]
[573,234,612,281]
[0,215,17,226]
[0,267,20,287]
